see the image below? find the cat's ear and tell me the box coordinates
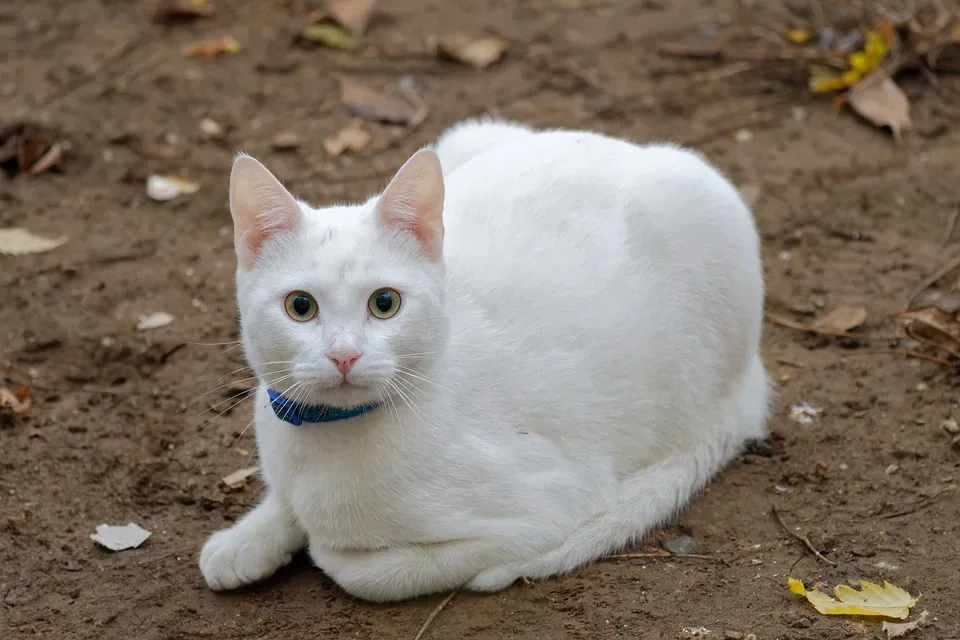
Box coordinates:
[376,149,445,261]
[229,155,301,270]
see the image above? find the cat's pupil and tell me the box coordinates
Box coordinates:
[292,296,311,316]
[375,292,393,313]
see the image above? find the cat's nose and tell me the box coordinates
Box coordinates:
[328,350,361,376]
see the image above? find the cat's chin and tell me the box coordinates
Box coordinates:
[304,382,382,410]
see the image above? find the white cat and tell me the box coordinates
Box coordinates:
[199,119,769,602]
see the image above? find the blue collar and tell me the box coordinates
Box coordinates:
[267,388,381,426]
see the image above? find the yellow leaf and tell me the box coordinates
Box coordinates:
[300,23,362,51]
[809,68,850,94]
[788,577,918,620]
[786,29,811,44]
[182,36,241,57]
[849,52,872,73]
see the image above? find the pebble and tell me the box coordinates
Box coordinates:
[734,128,753,143]
[940,419,959,435]
[885,464,899,475]
[661,536,698,555]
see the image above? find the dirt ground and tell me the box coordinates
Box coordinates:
[2,1,960,638]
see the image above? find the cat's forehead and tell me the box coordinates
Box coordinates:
[289,201,392,278]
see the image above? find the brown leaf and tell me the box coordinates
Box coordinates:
[896,306,960,358]
[811,307,867,334]
[847,74,912,139]
[27,142,62,175]
[136,139,187,160]
[222,466,260,489]
[0,385,32,414]
[324,120,371,156]
[182,36,241,58]
[438,34,508,69]
[324,0,377,36]
[153,0,214,22]
[338,75,427,126]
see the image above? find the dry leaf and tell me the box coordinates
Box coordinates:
[147,175,199,201]
[324,120,371,156]
[223,465,260,489]
[182,36,241,57]
[90,523,152,551]
[883,611,930,638]
[0,385,32,414]
[847,74,912,139]
[154,0,213,22]
[27,142,62,175]
[338,75,427,126]
[896,306,960,358]
[786,29,811,44]
[0,228,68,255]
[788,578,918,619]
[811,307,867,334]
[325,0,377,35]
[300,22,361,51]
[438,34,508,68]
[137,312,175,331]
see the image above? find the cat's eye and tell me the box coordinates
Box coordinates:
[368,288,401,319]
[284,291,318,322]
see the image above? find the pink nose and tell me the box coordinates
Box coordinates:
[328,351,361,376]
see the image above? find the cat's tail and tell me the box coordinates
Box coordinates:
[433,118,537,175]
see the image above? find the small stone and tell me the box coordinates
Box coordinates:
[940,419,959,435]
[734,128,753,143]
[751,558,762,565]
[885,463,899,475]
[661,536,698,555]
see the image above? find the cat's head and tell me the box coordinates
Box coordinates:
[229,149,448,410]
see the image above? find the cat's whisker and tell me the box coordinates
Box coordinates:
[188,340,242,347]
[231,419,254,450]
[209,361,298,386]
[193,372,294,419]
[384,377,424,422]
[377,382,405,455]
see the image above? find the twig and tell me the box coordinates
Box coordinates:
[879,487,955,519]
[606,552,722,562]
[904,249,960,309]
[943,205,960,248]
[413,589,458,640]
[764,311,899,342]
[861,348,952,366]
[772,506,837,567]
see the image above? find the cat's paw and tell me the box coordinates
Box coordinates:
[465,564,524,592]
[199,527,294,591]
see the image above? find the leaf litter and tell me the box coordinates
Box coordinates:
[91,523,152,551]
[324,119,371,156]
[0,385,32,414]
[182,36,241,57]
[0,229,68,255]
[324,0,377,36]
[883,611,931,638]
[146,175,199,202]
[338,75,428,127]
[137,312,175,331]
[0,122,65,177]
[788,577,918,619]
[153,0,214,23]
[437,34,508,68]
[223,466,260,489]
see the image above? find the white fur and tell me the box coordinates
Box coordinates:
[199,119,769,602]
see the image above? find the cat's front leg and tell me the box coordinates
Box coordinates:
[311,540,496,602]
[200,491,307,591]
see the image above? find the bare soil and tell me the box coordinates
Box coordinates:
[2,1,959,639]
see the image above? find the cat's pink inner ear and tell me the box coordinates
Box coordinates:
[229,155,301,269]
[377,149,445,260]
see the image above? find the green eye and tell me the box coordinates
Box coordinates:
[284,291,318,322]
[368,288,401,319]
